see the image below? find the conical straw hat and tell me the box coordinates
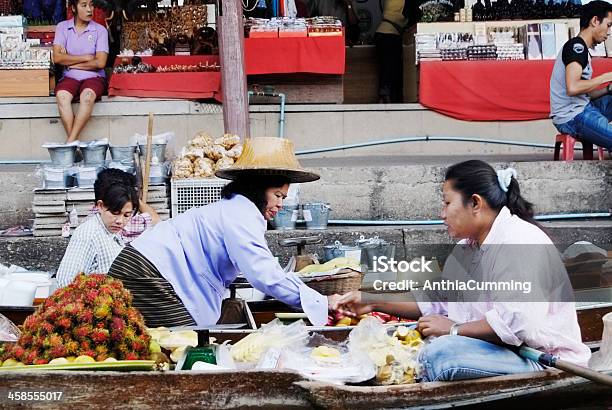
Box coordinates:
[589,311,612,371]
[215,137,319,183]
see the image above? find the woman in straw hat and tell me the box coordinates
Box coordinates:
[108,137,333,328]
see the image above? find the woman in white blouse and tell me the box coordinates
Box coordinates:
[332,160,590,381]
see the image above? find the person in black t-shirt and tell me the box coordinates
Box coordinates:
[549,0,612,151]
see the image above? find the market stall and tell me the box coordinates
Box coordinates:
[419,58,612,121]
[0,15,52,97]
[107,17,346,102]
[244,35,345,75]
[106,34,346,101]
[108,55,222,101]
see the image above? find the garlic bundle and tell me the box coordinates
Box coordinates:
[193,157,215,178]
[173,157,194,179]
[171,132,242,179]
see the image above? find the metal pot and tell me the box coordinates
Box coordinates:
[110,145,136,163]
[138,143,167,163]
[82,144,108,165]
[272,204,299,230]
[355,235,396,270]
[47,146,76,166]
[323,240,362,262]
[302,202,331,230]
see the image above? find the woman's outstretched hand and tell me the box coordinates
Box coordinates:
[328,291,373,317]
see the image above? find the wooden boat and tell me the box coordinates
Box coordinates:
[1,309,610,409]
[0,366,609,409]
[1,299,610,409]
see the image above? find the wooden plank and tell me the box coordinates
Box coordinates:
[0,69,49,97]
[343,46,379,104]
[218,0,250,138]
[0,371,311,409]
[26,25,57,33]
[577,305,611,343]
[32,204,66,214]
[248,74,343,104]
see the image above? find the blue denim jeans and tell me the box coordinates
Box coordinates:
[418,335,544,382]
[555,95,612,151]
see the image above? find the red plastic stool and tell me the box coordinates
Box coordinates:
[554,134,605,161]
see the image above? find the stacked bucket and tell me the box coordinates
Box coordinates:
[272,202,332,230]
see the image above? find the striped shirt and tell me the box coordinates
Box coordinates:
[56,213,124,287]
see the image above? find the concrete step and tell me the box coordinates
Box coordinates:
[1,220,610,273]
[1,157,610,227]
[300,156,612,220]
[0,98,564,160]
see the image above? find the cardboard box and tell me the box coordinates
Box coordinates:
[279,30,307,38]
[0,15,25,28]
[541,22,556,59]
[554,22,569,58]
[0,69,49,96]
[526,23,542,60]
[249,30,278,38]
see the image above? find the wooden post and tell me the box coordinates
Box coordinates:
[218,0,250,139]
[142,112,154,203]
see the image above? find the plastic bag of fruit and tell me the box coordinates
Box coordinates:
[348,317,423,385]
[279,332,375,384]
[0,314,20,342]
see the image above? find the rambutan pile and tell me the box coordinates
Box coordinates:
[1,274,151,365]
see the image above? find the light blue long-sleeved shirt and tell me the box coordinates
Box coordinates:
[131,194,328,326]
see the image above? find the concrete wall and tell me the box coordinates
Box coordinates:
[0,97,560,161]
[0,165,39,226]
[299,160,612,220]
[0,158,610,228]
[2,221,610,272]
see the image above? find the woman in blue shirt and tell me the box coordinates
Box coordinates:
[108,137,332,328]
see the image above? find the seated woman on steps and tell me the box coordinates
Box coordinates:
[332,160,590,382]
[53,0,108,143]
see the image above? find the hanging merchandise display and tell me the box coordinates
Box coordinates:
[120,5,209,55]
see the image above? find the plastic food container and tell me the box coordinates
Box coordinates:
[76,166,103,188]
[148,162,169,184]
[42,166,74,189]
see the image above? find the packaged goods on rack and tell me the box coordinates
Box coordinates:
[120,5,208,54]
[415,20,575,63]
[467,44,497,60]
[0,16,51,69]
[172,132,242,179]
[245,17,342,39]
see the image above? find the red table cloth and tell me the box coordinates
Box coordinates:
[419,58,612,121]
[244,36,345,75]
[108,56,222,101]
[108,36,345,100]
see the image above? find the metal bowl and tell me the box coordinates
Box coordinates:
[47,146,76,166]
[82,145,108,165]
[110,145,137,163]
[138,143,167,163]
